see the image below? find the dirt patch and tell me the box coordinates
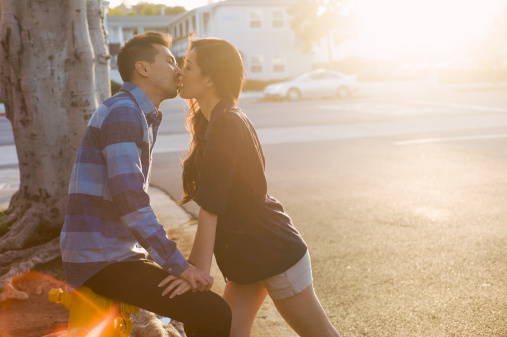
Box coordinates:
[0,259,69,337]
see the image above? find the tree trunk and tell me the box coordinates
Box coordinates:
[0,0,110,299]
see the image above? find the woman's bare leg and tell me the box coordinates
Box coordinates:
[272,284,341,337]
[223,280,269,337]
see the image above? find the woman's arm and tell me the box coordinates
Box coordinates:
[188,207,218,275]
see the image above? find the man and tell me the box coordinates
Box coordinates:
[60,32,231,337]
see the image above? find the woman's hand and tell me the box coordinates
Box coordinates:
[158,275,193,298]
[178,264,214,292]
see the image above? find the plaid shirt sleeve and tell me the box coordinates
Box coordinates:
[100,105,189,275]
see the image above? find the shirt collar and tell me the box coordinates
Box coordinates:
[209,98,235,123]
[119,82,160,119]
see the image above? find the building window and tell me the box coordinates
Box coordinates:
[185,20,189,35]
[192,16,196,32]
[273,56,286,73]
[251,55,263,73]
[272,11,284,28]
[250,11,262,28]
[179,22,183,36]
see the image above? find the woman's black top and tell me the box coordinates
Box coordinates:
[193,100,308,284]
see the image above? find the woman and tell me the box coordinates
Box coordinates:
[174,38,341,337]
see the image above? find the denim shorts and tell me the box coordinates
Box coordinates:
[260,250,313,300]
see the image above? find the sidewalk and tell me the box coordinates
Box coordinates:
[0,163,293,336]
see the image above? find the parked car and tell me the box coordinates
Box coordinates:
[263,69,359,101]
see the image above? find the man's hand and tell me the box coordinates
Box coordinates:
[177,264,214,292]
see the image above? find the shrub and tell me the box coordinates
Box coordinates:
[243,79,289,92]
[111,80,122,95]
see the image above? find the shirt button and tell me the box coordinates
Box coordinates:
[168,268,172,272]
[225,244,229,249]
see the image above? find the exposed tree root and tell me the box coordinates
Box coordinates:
[0,237,60,301]
[0,196,63,253]
[131,309,183,337]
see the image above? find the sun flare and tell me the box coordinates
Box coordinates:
[356,0,502,59]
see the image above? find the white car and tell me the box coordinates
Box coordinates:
[263,69,359,101]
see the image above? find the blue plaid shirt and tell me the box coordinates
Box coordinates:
[60,82,188,290]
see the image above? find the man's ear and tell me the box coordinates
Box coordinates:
[134,61,149,78]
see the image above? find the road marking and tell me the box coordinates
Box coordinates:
[395,134,507,145]
[318,103,455,115]
[409,101,507,113]
[150,114,507,154]
[317,105,350,110]
[4,115,507,167]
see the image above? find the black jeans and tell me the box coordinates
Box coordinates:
[83,260,231,337]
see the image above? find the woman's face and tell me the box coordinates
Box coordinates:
[179,49,208,100]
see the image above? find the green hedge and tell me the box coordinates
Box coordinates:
[243,79,289,92]
[111,80,122,95]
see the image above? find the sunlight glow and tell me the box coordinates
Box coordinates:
[356,0,502,60]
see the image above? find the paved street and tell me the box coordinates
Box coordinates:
[149,82,507,336]
[1,82,506,335]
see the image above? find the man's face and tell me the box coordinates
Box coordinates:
[146,44,182,99]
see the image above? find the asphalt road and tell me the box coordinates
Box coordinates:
[1,82,506,335]
[150,82,507,336]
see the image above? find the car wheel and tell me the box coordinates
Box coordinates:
[336,86,351,99]
[287,88,301,101]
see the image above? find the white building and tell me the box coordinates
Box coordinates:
[104,0,312,81]
[106,16,174,46]
[105,15,176,67]
[167,0,312,81]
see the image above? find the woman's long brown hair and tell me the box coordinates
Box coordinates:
[179,38,245,205]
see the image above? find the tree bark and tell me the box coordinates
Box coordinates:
[0,0,110,298]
